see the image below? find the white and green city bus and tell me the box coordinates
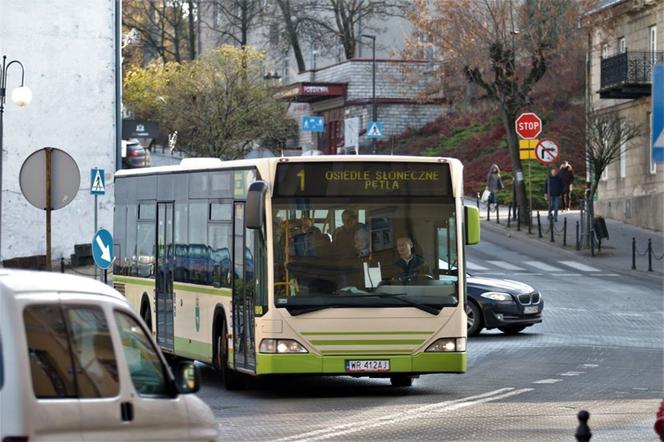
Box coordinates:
[112,155,480,388]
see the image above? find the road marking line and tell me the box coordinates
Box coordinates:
[558,261,601,272]
[582,364,599,368]
[466,260,489,270]
[554,273,582,277]
[559,371,585,376]
[523,261,563,272]
[533,379,562,384]
[487,261,525,271]
[593,273,620,277]
[274,388,531,442]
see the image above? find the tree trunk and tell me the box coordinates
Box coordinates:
[276,0,306,73]
[499,104,529,224]
[187,0,196,60]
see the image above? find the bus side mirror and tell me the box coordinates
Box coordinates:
[246,181,268,230]
[464,206,480,245]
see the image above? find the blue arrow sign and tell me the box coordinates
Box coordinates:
[302,116,324,132]
[90,168,105,195]
[92,228,114,270]
[652,64,664,163]
[366,121,383,139]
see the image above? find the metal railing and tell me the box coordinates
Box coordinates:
[600,51,664,90]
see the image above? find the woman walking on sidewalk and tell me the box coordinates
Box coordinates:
[559,161,574,211]
[486,164,504,212]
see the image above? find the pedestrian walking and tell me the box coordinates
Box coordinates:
[544,168,564,222]
[559,161,574,211]
[485,164,504,212]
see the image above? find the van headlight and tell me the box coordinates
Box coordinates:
[259,339,308,354]
[480,291,513,302]
[425,338,465,352]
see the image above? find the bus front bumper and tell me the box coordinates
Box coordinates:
[255,352,466,375]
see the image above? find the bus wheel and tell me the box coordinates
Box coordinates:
[215,321,245,391]
[390,375,413,387]
[498,325,527,335]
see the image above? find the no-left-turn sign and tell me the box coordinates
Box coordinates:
[535,139,560,165]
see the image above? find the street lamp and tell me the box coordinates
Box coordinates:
[361,34,377,154]
[0,55,32,263]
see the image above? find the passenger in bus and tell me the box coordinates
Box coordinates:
[291,216,330,257]
[332,209,362,258]
[393,237,430,282]
[337,226,372,289]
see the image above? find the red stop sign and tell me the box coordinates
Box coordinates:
[515,113,542,139]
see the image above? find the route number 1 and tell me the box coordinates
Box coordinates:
[297,170,305,191]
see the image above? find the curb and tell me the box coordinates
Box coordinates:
[480,218,664,282]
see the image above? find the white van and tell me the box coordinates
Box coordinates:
[0,270,220,442]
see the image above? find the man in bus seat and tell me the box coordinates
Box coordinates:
[393,237,431,283]
[337,226,375,290]
[332,209,362,259]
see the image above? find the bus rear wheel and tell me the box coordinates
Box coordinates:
[215,321,245,390]
[390,375,413,387]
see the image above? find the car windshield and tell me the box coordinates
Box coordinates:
[272,198,459,315]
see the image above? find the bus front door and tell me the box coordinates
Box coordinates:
[233,202,256,372]
[156,202,175,352]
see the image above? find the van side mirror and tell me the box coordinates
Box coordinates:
[175,361,201,394]
[246,181,268,230]
[464,206,480,245]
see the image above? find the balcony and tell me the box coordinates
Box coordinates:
[599,51,664,99]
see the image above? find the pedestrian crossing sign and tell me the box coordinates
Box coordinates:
[367,121,383,139]
[90,168,105,195]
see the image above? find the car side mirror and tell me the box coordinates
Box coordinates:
[175,361,201,394]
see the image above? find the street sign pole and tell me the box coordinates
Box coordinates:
[528,157,532,226]
[45,148,52,271]
[94,194,98,280]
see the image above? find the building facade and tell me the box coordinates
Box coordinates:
[585,0,664,231]
[0,0,118,261]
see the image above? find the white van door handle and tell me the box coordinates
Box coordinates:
[121,401,134,422]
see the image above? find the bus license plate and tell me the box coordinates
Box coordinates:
[345,360,390,373]
[524,306,538,314]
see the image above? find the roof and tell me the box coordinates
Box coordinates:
[0,269,125,301]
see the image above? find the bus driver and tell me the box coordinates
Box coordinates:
[394,237,430,282]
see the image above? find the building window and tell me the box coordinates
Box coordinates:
[620,121,627,179]
[649,112,657,174]
[282,57,289,84]
[601,43,609,60]
[618,36,626,53]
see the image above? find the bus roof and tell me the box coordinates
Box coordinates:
[114,155,462,177]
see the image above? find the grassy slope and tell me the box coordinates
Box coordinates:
[380,100,587,210]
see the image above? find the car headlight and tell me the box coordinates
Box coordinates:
[480,291,513,302]
[425,338,465,352]
[259,339,308,354]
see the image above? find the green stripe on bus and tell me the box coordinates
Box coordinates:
[112,275,155,288]
[255,352,466,375]
[172,283,231,297]
[309,339,425,346]
[320,350,413,355]
[302,331,433,336]
[174,337,213,361]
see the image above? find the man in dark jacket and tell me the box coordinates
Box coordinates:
[544,168,565,222]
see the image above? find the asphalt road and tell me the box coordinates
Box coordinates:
[197,221,662,441]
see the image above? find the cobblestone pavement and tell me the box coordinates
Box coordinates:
[197,226,663,441]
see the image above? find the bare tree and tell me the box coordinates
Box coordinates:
[200,0,265,47]
[408,0,586,224]
[585,105,641,221]
[273,0,308,72]
[123,0,196,63]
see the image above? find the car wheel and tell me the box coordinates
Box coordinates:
[466,300,482,336]
[498,325,527,335]
[390,375,413,387]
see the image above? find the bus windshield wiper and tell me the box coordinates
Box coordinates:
[352,293,441,315]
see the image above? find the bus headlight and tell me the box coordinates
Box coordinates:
[259,339,308,354]
[425,338,466,352]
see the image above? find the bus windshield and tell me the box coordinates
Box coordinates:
[272,198,459,315]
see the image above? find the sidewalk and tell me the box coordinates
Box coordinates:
[470,198,664,278]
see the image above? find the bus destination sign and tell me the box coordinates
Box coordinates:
[274,162,451,197]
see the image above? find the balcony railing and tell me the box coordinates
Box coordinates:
[600,51,664,99]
